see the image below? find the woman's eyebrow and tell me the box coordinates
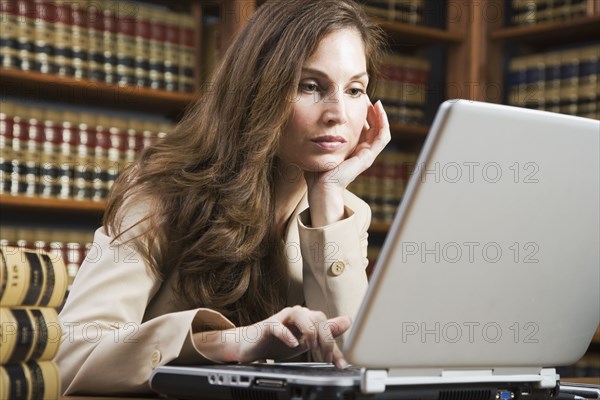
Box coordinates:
[301,67,368,81]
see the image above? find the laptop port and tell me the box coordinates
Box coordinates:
[496,390,514,399]
[255,378,286,388]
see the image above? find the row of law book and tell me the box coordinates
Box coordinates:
[510,0,598,26]
[362,0,424,25]
[0,101,174,200]
[373,53,431,126]
[507,44,600,120]
[348,149,419,225]
[1,0,196,92]
[2,225,95,293]
[1,246,68,399]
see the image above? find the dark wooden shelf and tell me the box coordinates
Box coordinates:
[0,196,106,214]
[0,68,196,116]
[491,16,600,46]
[373,18,464,47]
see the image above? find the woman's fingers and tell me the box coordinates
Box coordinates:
[331,342,349,369]
[326,316,352,337]
[372,100,391,150]
[283,306,321,351]
[281,307,348,363]
[269,322,300,349]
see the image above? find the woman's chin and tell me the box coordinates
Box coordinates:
[303,156,345,173]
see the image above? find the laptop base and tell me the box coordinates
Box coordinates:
[149,364,560,400]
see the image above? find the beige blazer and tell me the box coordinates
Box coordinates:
[56,190,371,395]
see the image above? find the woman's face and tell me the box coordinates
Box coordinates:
[278,28,369,173]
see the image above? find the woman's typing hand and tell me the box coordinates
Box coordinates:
[194,306,351,369]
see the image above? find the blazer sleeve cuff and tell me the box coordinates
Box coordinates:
[297,206,364,272]
[174,308,236,365]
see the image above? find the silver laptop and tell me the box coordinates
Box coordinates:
[149,100,600,399]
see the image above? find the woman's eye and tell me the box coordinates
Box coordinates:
[348,88,365,98]
[299,83,319,93]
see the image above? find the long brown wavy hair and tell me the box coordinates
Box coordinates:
[104,0,386,326]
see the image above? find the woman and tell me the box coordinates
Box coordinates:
[56,0,390,394]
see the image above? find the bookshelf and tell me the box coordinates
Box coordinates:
[371,18,464,45]
[0,196,106,214]
[491,15,600,44]
[0,68,195,117]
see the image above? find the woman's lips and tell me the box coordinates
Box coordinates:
[311,135,346,151]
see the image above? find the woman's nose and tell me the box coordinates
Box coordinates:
[321,84,348,125]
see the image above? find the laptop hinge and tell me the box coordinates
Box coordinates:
[360,368,558,394]
[360,369,388,394]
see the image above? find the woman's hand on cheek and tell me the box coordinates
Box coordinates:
[304,98,391,227]
[345,98,391,183]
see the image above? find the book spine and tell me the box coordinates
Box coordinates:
[0,307,62,364]
[53,0,74,77]
[148,7,166,90]
[125,119,142,168]
[106,117,127,194]
[578,45,599,120]
[380,151,397,223]
[22,107,44,197]
[536,0,553,23]
[9,104,28,196]
[559,49,579,116]
[115,0,136,87]
[163,11,180,92]
[134,5,151,88]
[0,102,16,196]
[0,1,20,69]
[179,15,196,92]
[544,51,562,113]
[16,0,36,72]
[72,113,96,201]
[71,0,90,80]
[93,115,111,201]
[102,0,118,84]
[33,0,55,74]
[0,360,61,400]
[525,54,546,110]
[39,110,61,199]
[87,0,105,81]
[0,246,68,308]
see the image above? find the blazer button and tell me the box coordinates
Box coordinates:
[330,261,346,276]
[150,350,162,368]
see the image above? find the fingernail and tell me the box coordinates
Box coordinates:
[337,358,349,369]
